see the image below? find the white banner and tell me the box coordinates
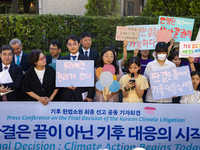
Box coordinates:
[0,102,200,150]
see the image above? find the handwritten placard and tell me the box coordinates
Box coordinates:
[195,28,200,41]
[56,60,94,87]
[158,16,195,42]
[126,24,160,50]
[179,41,200,58]
[149,66,194,100]
[115,26,139,42]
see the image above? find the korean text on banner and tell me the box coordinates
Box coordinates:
[115,26,139,42]
[56,60,94,87]
[1,102,200,149]
[126,24,160,50]
[179,41,200,58]
[158,16,195,42]
[149,66,194,100]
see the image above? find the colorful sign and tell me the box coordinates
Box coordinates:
[115,26,139,42]
[56,60,94,87]
[179,41,200,58]
[1,102,200,149]
[149,66,194,100]
[126,24,160,50]
[158,16,195,42]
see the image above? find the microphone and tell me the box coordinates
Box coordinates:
[131,73,135,90]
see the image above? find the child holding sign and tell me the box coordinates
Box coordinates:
[180,71,200,104]
[119,57,149,103]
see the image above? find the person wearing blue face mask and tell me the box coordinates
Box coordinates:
[144,42,176,103]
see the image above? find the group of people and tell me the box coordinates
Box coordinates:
[0,32,199,105]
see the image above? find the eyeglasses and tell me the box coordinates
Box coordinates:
[103,55,114,59]
[39,56,46,61]
[67,42,78,47]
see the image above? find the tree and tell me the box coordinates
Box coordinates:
[189,0,200,16]
[141,0,191,17]
[84,0,120,16]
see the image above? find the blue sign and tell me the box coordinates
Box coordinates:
[56,60,94,87]
[1,102,200,149]
[158,16,195,42]
[149,66,194,100]
[126,24,160,50]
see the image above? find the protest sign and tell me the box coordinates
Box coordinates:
[149,66,194,100]
[56,60,94,87]
[115,26,139,42]
[179,41,200,58]
[126,24,160,50]
[158,16,195,42]
[1,102,200,149]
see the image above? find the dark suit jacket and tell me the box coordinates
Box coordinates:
[13,52,30,72]
[22,66,58,101]
[59,53,95,101]
[79,47,99,68]
[0,62,23,101]
[46,55,62,65]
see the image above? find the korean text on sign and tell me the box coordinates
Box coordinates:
[56,60,94,87]
[158,16,195,42]
[126,24,160,50]
[115,26,139,42]
[179,41,200,58]
[149,66,194,100]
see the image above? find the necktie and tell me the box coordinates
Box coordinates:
[71,56,77,60]
[85,51,88,56]
[16,55,20,65]
[2,66,8,101]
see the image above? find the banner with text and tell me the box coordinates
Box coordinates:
[179,41,200,58]
[149,66,194,100]
[158,16,195,42]
[115,26,139,42]
[0,102,200,150]
[126,24,160,50]
[56,60,94,87]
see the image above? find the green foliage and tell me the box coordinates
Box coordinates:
[142,0,191,17]
[189,0,200,16]
[84,0,120,16]
[0,14,200,54]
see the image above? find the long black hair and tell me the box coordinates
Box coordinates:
[191,71,200,91]
[96,46,119,75]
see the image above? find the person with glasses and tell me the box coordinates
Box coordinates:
[0,45,23,101]
[9,39,30,75]
[22,49,58,105]
[95,46,123,102]
[59,34,94,102]
[46,40,62,65]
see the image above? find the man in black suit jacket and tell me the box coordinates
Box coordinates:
[46,40,62,65]
[59,34,94,102]
[0,45,23,101]
[79,32,99,67]
[9,39,30,74]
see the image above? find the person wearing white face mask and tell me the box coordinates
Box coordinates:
[144,42,176,103]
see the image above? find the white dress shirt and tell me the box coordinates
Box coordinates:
[82,48,90,57]
[14,51,23,64]
[70,52,79,60]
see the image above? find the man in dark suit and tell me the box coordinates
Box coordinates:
[46,40,62,65]
[9,39,30,74]
[59,34,94,102]
[0,45,23,101]
[79,32,99,67]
